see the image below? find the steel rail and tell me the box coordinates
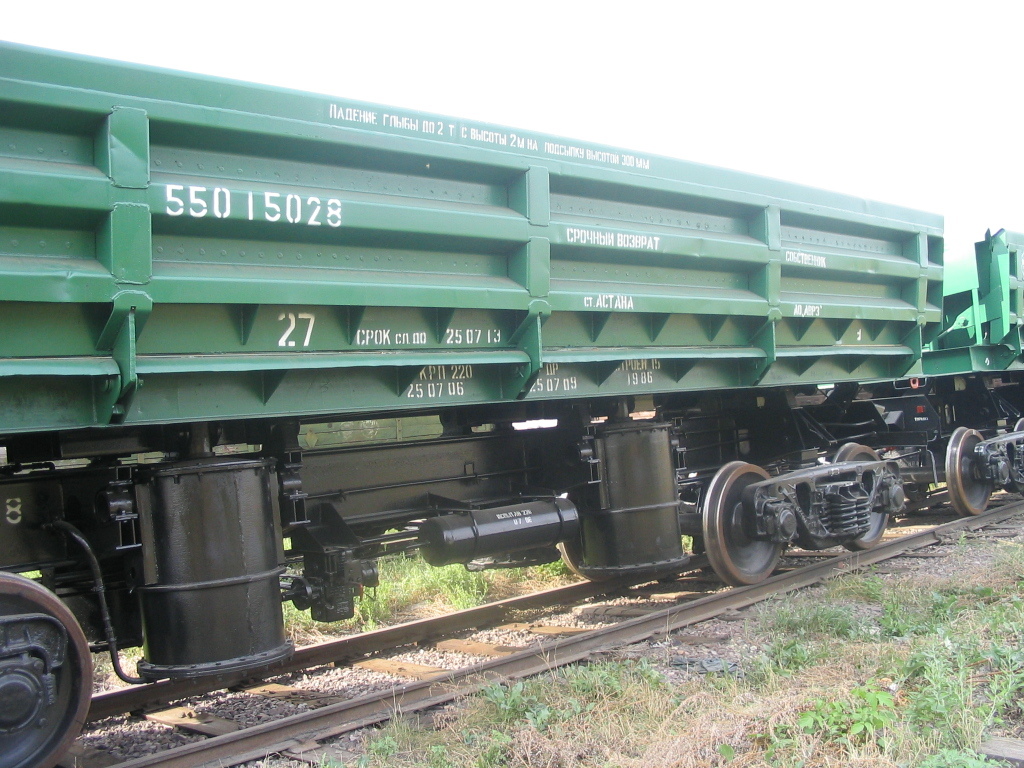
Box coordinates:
[89,557,709,721]
[97,502,1024,768]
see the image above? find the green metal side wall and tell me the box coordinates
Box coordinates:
[0,43,945,433]
[924,230,1024,376]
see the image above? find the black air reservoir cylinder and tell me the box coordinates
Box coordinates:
[574,420,687,578]
[418,498,579,566]
[135,457,292,680]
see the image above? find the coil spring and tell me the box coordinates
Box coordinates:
[821,482,872,537]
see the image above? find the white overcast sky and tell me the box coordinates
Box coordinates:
[4,1,1022,269]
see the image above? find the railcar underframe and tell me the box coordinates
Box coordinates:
[5,376,1019,669]
[4,376,1024,766]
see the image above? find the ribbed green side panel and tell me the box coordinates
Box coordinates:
[924,230,1023,376]
[0,42,944,433]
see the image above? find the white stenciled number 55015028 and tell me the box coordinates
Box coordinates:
[165,185,342,227]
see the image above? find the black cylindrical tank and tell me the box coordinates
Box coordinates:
[418,497,578,566]
[573,420,687,578]
[135,457,292,680]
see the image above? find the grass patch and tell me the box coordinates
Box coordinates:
[825,571,886,602]
[285,554,575,643]
[757,597,871,640]
[349,537,1024,767]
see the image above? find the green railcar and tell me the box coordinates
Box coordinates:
[0,42,943,433]
[924,229,1024,375]
[0,44,1009,768]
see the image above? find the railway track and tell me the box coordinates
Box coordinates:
[85,571,673,723]
[62,500,1024,768]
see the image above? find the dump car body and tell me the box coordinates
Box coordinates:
[0,42,943,434]
[924,229,1024,375]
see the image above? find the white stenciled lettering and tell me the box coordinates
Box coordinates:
[278,312,316,348]
[616,233,661,251]
[466,127,508,146]
[394,332,429,345]
[444,328,483,345]
[405,381,464,398]
[355,329,392,346]
[792,304,823,318]
[583,294,635,310]
[509,133,540,151]
[585,149,620,164]
[420,120,452,137]
[213,187,231,218]
[621,154,651,170]
[321,106,652,171]
[619,359,661,387]
[543,142,650,169]
[619,359,662,371]
[566,227,615,246]
[165,185,185,216]
[189,186,208,217]
[494,508,534,525]
[530,375,579,393]
[328,104,378,124]
[545,141,586,159]
[785,250,828,269]
[382,113,420,131]
[418,365,475,382]
[5,497,22,525]
[406,365,474,399]
[163,185,342,229]
[566,227,660,251]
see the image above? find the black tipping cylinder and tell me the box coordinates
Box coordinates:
[135,457,292,680]
[576,421,688,577]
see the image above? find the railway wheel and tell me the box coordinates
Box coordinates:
[703,461,780,586]
[1012,419,1024,496]
[556,539,614,581]
[945,427,992,517]
[833,443,889,551]
[0,572,92,768]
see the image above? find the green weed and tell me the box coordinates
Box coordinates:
[425,744,454,768]
[797,686,895,746]
[355,734,399,767]
[560,659,664,698]
[764,637,824,672]
[881,585,998,638]
[481,681,549,726]
[461,729,512,768]
[753,723,800,765]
